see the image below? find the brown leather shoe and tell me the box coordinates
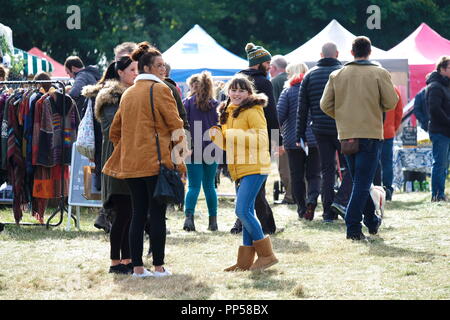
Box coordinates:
[303,203,316,221]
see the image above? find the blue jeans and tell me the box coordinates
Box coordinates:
[344,139,382,236]
[430,133,450,199]
[185,162,218,216]
[380,138,394,192]
[235,174,267,246]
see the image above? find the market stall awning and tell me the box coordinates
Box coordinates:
[388,23,450,97]
[28,47,67,78]
[13,47,54,76]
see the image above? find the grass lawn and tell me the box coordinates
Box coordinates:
[0,163,449,300]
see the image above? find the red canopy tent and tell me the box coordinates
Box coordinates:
[27,47,68,78]
[388,23,450,98]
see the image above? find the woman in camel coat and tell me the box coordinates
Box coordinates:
[103,42,187,278]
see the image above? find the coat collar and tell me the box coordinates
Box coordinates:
[317,58,342,67]
[218,93,268,125]
[134,73,165,84]
[345,60,380,67]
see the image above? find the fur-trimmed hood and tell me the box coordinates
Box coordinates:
[81,82,103,99]
[218,93,268,125]
[94,80,128,121]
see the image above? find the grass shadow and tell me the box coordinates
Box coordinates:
[167,233,224,246]
[245,269,296,292]
[300,219,347,233]
[367,238,435,260]
[387,199,429,210]
[113,273,215,299]
[272,237,311,253]
[0,224,105,241]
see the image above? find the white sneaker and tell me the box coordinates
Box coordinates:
[153,268,172,278]
[132,268,154,278]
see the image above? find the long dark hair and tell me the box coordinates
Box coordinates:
[219,75,256,125]
[98,55,133,84]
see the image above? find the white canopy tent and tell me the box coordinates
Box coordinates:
[285,19,409,101]
[163,24,247,84]
[285,19,391,62]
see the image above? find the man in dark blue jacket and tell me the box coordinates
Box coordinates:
[296,42,352,222]
[426,56,450,202]
[413,86,429,132]
[65,56,101,115]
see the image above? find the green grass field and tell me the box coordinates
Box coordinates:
[0,164,449,300]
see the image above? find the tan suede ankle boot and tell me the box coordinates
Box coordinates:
[249,237,278,271]
[224,245,255,272]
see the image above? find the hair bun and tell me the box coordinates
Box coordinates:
[131,41,151,62]
[138,41,150,51]
[245,43,255,52]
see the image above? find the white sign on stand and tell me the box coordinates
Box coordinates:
[66,146,102,231]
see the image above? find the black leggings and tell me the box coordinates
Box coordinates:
[109,194,132,261]
[126,176,167,267]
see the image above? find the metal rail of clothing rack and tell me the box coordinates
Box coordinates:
[0,80,76,229]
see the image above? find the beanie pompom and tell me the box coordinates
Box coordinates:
[245,43,255,53]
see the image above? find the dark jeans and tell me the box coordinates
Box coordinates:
[344,139,382,236]
[315,134,353,218]
[430,133,450,199]
[109,194,132,261]
[255,180,277,234]
[380,138,394,192]
[286,147,321,214]
[126,176,167,267]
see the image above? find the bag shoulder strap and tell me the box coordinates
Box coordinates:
[149,83,162,165]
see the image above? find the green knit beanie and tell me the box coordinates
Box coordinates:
[245,43,272,67]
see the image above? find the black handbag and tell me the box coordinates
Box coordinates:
[149,83,185,205]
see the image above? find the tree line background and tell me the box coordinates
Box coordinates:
[1,0,449,66]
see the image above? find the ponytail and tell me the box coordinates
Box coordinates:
[196,71,214,112]
[99,61,119,84]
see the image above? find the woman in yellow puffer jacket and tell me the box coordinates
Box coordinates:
[210,74,278,272]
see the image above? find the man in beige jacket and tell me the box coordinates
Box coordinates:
[320,36,398,240]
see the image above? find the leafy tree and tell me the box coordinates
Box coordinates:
[0,35,24,79]
[0,0,448,67]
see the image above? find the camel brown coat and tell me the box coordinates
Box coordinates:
[102,78,186,179]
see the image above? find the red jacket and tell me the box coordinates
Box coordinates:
[384,87,403,139]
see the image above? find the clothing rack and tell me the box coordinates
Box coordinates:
[0,80,76,229]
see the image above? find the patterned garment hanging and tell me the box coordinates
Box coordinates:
[1,87,78,223]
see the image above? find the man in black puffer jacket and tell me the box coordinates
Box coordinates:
[296,42,352,222]
[229,43,282,235]
[426,56,450,202]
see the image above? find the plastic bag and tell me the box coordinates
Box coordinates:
[76,99,95,160]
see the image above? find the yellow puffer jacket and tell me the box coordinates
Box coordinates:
[211,94,271,181]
